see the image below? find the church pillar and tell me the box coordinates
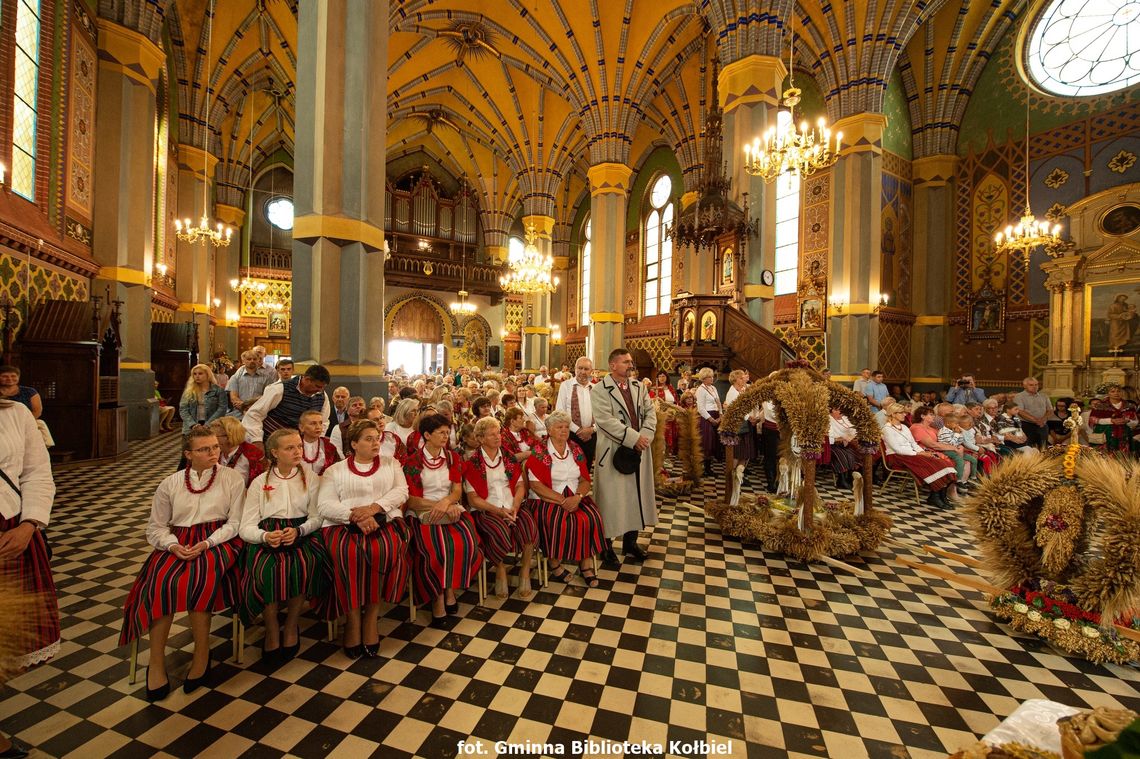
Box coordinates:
[521,215,554,371]
[173,145,220,360]
[718,55,785,326]
[291,0,387,397]
[1042,257,1082,398]
[91,21,165,439]
[587,163,633,366]
[676,191,706,295]
[827,113,887,376]
[214,203,244,358]
[910,155,958,385]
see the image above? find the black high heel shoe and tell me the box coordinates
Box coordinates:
[280,642,300,662]
[0,736,30,758]
[145,667,170,703]
[182,660,211,694]
[362,640,380,658]
[444,601,459,615]
[343,644,364,659]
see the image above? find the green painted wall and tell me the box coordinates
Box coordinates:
[882,68,913,159]
[625,144,683,233]
[958,31,1139,156]
[780,69,827,123]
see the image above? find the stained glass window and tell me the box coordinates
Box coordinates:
[774,112,801,296]
[1026,0,1140,97]
[266,197,294,230]
[580,217,591,325]
[643,174,673,317]
[12,0,41,200]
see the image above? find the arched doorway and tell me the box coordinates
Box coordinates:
[388,298,445,374]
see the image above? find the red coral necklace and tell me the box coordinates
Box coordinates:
[185,465,219,494]
[347,456,381,477]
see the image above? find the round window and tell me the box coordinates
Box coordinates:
[265,197,294,231]
[1025,0,1140,97]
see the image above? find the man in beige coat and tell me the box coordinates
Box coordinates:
[593,348,657,565]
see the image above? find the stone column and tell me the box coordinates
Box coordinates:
[173,145,219,360]
[827,113,887,376]
[1042,257,1082,397]
[292,0,387,398]
[910,155,958,385]
[718,55,786,326]
[587,163,632,366]
[91,21,165,439]
[214,203,244,358]
[521,215,554,371]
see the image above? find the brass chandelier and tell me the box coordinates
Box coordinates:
[174,1,232,248]
[742,11,841,181]
[450,183,477,315]
[500,223,559,295]
[993,89,1062,264]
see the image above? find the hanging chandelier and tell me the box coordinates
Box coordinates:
[500,224,559,295]
[742,12,841,182]
[230,277,268,298]
[174,2,232,248]
[993,90,1063,264]
[451,184,477,314]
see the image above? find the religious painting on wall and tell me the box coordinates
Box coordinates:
[1086,280,1140,356]
[721,248,734,286]
[1099,203,1140,237]
[965,286,1005,341]
[700,310,717,342]
[798,298,824,334]
[268,311,289,338]
[682,311,696,344]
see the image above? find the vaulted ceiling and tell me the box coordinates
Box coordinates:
[123,0,1033,226]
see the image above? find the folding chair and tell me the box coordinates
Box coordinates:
[879,440,922,505]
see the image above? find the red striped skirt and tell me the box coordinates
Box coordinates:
[0,516,60,667]
[237,517,332,626]
[409,512,483,604]
[526,493,607,562]
[322,519,411,615]
[471,508,538,566]
[886,454,957,491]
[119,520,243,645]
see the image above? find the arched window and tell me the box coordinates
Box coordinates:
[644,174,673,317]
[508,235,525,265]
[580,216,591,325]
[774,111,801,296]
[1026,0,1140,97]
[12,0,42,200]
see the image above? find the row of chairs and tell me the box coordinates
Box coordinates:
[127,549,550,683]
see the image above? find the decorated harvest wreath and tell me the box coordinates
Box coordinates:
[707,363,890,562]
[961,430,1140,664]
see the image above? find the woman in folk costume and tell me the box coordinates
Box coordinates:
[523,411,607,588]
[724,369,758,465]
[501,407,540,464]
[317,420,411,659]
[827,406,860,490]
[298,409,340,477]
[880,404,960,508]
[210,416,266,487]
[238,429,329,664]
[1088,384,1139,453]
[403,414,483,627]
[120,425,245,701]
[694,367,723,475]
[462,417,538,599]
[0,400,59,757]
[651,370,679,455]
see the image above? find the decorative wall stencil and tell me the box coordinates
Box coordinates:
[0,250,89,333]
[881,167,914,311]
[567,265,578,331]
[1108,150,1136,174]
[505,299,524,333]
[1046,203,1068,222]
[971,174,1010,292]
[65,25,96,223]
[625,234,638,318]
[150,306,175,324]
[877,317,912,380]
[625,333,672,373]
[799,169,831,325]
[237,279,292,319]
[1044,167,1069,189]
[563,342,585,368]
[1029,318,1049,381]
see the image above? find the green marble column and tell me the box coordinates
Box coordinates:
[910,155,958,385]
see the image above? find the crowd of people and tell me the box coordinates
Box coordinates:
[119,347,657,703]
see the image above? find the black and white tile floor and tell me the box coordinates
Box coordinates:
[4,433,1140,758]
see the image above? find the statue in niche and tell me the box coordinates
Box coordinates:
[721,248,734,285]
[700,311,717,342]
[683,311,696,344]
[881,216,895,296]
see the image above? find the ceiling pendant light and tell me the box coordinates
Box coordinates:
[500,223,559,295]
[450,181,477,315]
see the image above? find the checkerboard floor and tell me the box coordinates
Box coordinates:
[5,433,1140,758]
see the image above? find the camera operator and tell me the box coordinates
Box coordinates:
[947,375,986,405]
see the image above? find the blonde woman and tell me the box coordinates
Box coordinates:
[390,398,420,446]
[210,416,267,487]
[179,364,228,437]
[238,428,329,663]
[695,367,723,475]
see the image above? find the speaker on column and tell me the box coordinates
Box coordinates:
[487,345,501,367]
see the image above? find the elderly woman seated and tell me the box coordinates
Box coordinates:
[881,404,960,508]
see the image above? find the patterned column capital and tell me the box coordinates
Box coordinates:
[587,163,633,196]
[718,55,786,114]
[912,155,960,186]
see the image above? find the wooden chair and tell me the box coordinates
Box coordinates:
[879,440,923,504]
[127,612,241,685]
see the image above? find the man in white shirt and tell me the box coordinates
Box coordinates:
[1012,376,1049,448]
[242,365,332,446]
[328,386,350,435]
[227,351,273,418]
[556,357,596,467]
[852,368,872,397]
